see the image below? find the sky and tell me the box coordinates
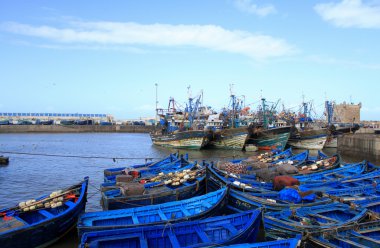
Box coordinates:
[0,0,379,120]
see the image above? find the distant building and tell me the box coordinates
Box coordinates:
[332,102,361,123]
[0,112,114,122]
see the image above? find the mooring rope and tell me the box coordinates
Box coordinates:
[0,150,243,160]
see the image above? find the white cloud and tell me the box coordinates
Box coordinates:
[0,21,295,59]
[233,0,277,17]
[315,0,380,28]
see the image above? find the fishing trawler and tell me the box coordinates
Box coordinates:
[150,90,210,150]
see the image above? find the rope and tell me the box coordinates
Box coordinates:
[0,150,244,160]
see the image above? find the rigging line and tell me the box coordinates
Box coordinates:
[0,151,158,160]
[0,150,244,160]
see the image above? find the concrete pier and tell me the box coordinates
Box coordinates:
[338,133,380,162]
[0,125,154,133]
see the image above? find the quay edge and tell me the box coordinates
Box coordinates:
[338,133,380,162]
[0,125,154,133]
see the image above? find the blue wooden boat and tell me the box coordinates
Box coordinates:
[0,177,88,248]
[220,237,300,248]
[308,220,380,248]
[101,171,206,210]
[264,202,369,232]
[134,158,199,180]
[103,153,180,175]
[103,153,182,182]
[230,148,293,166]
[78,187,228,237]
[294,160,369,183]
[101,160,203,190]
[79,209,262,248]
[226,188,333,212]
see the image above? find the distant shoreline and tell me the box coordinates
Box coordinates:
[0,125,154,133]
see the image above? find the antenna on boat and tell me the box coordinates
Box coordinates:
[187,85,192,99]
[155,83,158,123]
[230,83,236,128]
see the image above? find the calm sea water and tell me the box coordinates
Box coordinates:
[0,133,360,247]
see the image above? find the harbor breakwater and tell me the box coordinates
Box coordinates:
[0,125,154,133]
[338,133,380,162]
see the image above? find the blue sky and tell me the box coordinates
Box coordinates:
[0,0,379,120]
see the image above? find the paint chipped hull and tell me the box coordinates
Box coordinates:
[288,136,327,150]
[208,127,248,150]
[150,130,209,149]
[247,126,291,151]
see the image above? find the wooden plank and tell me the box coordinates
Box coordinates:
[307,213,339,223]
[157,210,168,221]
[180,206,191,217]
[202,201,212,208]
[224,223,238,235]
[39,210,55,218]
[139,237,149,248]
[194,226,210,243]
[168,232,181,247]
[132,215,139,224]
[334,237,370,248]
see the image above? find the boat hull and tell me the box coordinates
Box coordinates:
[288,128,328,150]
[208,127,249,150]
[101,176,206,210]
[287,135,327,150]
[247,126,291,151]
[0,178,88,248]
[150,130,208,149]
[78,188,228,237]
[79,210,263,248]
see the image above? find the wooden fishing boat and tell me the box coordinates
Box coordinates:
[226,188,333,212]
[100,161,202,191]
[287,128,328,150]
[208,126,249,150]
[78,187,228,237]
[101,171,206,210]
[206,153,341,192]
[150,129,209,149]
[103,153,180,175]
[0,156,9,165]
[234,174,380,209]
[246,126,291,151]
[294,161,367,182]
[214,150,309,183]
[0,177,89,248]
[227,148,294,170]
[103,155,193,184]
[221,237,301,248]
[79,209,263,248]
[264,202,369,232]
[308,220,380,248]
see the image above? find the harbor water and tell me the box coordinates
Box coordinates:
[0,133,366,247]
